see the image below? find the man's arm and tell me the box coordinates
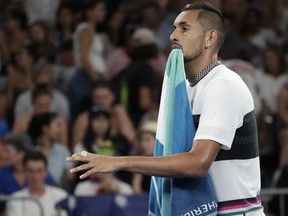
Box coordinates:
[67,140,221,179]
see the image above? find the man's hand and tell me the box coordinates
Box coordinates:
[66,151,119,179]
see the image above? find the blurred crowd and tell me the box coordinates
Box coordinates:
[0,0,288,215]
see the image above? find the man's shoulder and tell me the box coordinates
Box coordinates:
[11,188,28,197]
[207,65,247,88]
[0,167,13,179]
[45,185,68,197]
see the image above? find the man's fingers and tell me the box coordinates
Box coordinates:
[80,169,94,179]
[70,163,91,173]
[66,151,91,162]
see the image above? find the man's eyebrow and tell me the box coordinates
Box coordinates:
[173,21,190,28]
[179,21,190,27]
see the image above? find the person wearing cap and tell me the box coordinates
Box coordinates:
[112,27,163,128]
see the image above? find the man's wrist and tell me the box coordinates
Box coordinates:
[114,156,127,172]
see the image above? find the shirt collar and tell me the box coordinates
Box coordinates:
[188,60,221,87]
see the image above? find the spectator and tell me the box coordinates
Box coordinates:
[54,4,75,49]
[277,74,288,168]
[0,30,9,74]
[69,0,107,117]
[53,39,77,93]
[74,105,131,156]
[112,27,163,127]
[27,113,73,188]
[72,81,136,149]
[6,151,68,216]
[5,61,33,124]
[0,133,54,214]
[105,20,166,81]
[105,19,137,80]
[27,21,55,61]
[240,7,279,51]
[257,45,288,187]
[0,91,9,137]
[5,43,36,125]
[3,11,28,56]
[219,14,257,61]
[73,106,133,196]
[257,46,287,136]
[258,0,287,42]
[13,84,68,146]
[74,172,133,196]
[132,121,157,194]
[140,1,172,54]
[14,58,70,120]
[0,140,5,168]
[73,105,133,188]
[105,8,126,55]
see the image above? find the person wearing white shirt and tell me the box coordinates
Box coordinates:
[6,151,68,216]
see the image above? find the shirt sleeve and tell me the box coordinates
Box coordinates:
[194,79,246,150]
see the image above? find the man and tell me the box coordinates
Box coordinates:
[0,133,54,216]
[6,151,68,216]
[13,84,68,146]
[67,1,265,215]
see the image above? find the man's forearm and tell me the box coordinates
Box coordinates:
[116,152,207,178]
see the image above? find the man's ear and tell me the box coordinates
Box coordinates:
[205,30,217,49]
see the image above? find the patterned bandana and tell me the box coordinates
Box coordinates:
[188,60,221,86]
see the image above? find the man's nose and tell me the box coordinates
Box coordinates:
[169,30,179,43]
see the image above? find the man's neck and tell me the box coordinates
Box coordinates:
[29,184,46,198]
[184,54,218,80]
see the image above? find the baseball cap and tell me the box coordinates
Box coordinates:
[130,28,157,47]
[139,121,157,135]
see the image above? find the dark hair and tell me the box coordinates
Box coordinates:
[27,112,57,144]
[31,84,52,103]
[263,45,287,75]
[83,0,104,10]
[182,1,225,51]
[23,150,48,167]
[19,42,38,62]
[83,107,111,152]
[56,4,74,32]
[92,80,114,94]
[6,11,27,30]
[3,133,32,153]
[81,0,105,23]
[129,44,158,60]
[141,1,161,13]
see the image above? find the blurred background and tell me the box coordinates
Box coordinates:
[0,0,288,215]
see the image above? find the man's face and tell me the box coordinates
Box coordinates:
[32,95,52,115]
[92,88,114,109]
[3,145,23,166]
[24,160,47,185]
[170,10,206,63]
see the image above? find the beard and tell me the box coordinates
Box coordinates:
[183,43,205,63]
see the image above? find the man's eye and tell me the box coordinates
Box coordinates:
[182,27,188,31]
